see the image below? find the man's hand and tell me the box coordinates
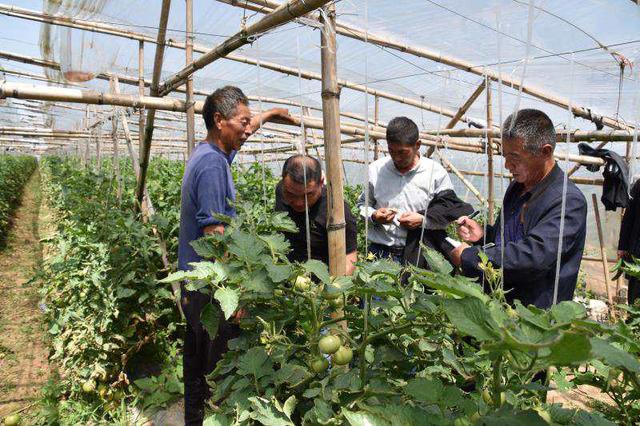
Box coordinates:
[251,108,295,132]
[232,307,248,324]
[372,208,396,224]
[449,243,470,266]
[398,212,424,229]
[456,216,483,243]
[618,250,629,260]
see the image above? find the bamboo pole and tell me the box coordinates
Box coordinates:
[138,41,145,159]
[135,0,172,210]
[427,80,487,158]
[185,0,196,158]
[445,80,487,129]
[112,78,181,315]
[486,78,494,225]
[591,193,616,320]
[0,6,485,127]
[320,3,346,277]
[109,78,122,203]
[436,151,486,204]
[220,0,633,132]
[429,128,638,142]
[444,167,603,186]
[159,0,332,96]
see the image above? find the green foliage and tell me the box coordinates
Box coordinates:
[0,154,37,248]
[36,156,182,418]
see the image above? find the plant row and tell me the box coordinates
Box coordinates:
[0,154,37,248]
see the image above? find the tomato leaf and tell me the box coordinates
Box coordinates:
[302,259,331,284]
[214,287,240,320]
[404,377,443,403]
[442,298,499,341]
[200,303,221,340]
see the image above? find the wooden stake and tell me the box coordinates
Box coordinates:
[591,193,616,320]
[486,78,495,225]
[185,0,196,159]
[135,0,172,211]
[138,40,145,160]
[159,0,332,96]
[110,79,122,203]
[320,3,346,278]
[436,151,486,205]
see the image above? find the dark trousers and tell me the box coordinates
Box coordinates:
[629,277,640,305]
[369,242,404,264]
[182,291,240,425]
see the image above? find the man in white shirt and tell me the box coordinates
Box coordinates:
[357,116,454,262]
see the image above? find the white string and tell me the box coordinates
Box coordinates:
[363,0,371,257]
[630,69,640,185]
[297,30,312,262]
[495,12,506,283]
[255,40,267,208]
[553,53,575,305]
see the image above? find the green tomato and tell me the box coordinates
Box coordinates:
[453,418,470,426]
[82,380,96,393]
[322,291,341,300]
[318,335,341,354]
[3,415,20,426]
[98,384,108,399]
[470,412,481,422]
[481,388,492,405]
[331,346,353,365]
[294,276,311,291]
[330,297,344,308]
[310,358,329,373]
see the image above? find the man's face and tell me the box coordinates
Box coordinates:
[503,137,549,188]
[281,175,323,213]
[216,103,252,152]
[388,141,420,171]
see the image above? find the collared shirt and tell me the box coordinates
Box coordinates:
[460,164,587,309]
[357,156,453,247]
[178,142,237,272]
[274,182,358,264]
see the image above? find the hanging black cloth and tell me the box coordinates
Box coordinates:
[577,142,629,210]
[402,189,473,269]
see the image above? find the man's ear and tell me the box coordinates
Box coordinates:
[415,139,421,150]
[541,144,554,158]
[214,112,224,131]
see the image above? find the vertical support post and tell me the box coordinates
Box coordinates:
[592,193,616,320]
[95,110,102,173]
[138,40,145,162]
[320,2,346,277]
[486,78,495,224]
[135,0,172,211]
[185,0,196,159]
[110,77,122,203]
[373,94,380,160]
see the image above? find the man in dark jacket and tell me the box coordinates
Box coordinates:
[449,109,587,309]
[275,155,358,274]
[618,178,640,304]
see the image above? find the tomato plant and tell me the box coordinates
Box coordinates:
[0,154,37,248]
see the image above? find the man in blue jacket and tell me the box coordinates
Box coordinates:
[178,86,293,425]
[449,109,587,309]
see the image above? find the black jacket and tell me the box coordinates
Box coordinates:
[402,189,473,268]
[460,164,587,309]
[619,179,640,257]
[578,143,629,211]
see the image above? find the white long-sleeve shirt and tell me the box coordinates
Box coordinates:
[357,156,453,247]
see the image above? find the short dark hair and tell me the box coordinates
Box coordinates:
[386,116,419,146]
[503,109,556,154]
[202,86,249,131]
[282,155,322,184]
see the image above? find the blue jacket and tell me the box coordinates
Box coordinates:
[460,164,587,309]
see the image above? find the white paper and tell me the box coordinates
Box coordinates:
[445,237,462,248]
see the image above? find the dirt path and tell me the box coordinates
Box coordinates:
[0,169,52,419]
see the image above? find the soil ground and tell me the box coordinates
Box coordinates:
[0,170,52,419]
